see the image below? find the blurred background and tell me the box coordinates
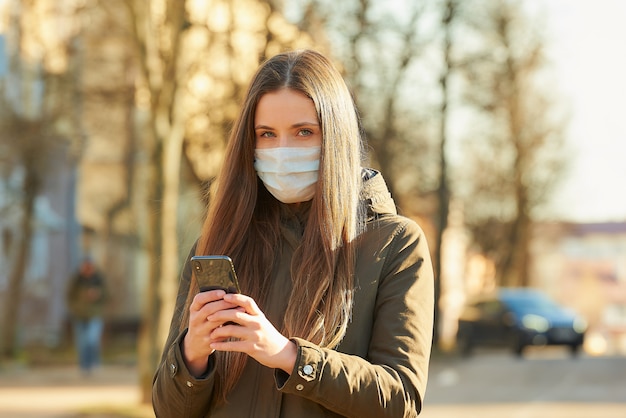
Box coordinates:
[0,0,625,417]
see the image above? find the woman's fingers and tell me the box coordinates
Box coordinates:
[186,289,297,374]
[190,291,239,322]
[222,293,262,315]
[208,312,296,373]
[190,289,225,311]
[183,290,239,375]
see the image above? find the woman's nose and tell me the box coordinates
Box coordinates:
[276,134,295,147]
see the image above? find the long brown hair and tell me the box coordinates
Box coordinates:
[183,49,365,403]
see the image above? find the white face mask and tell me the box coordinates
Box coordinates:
[254,146,321,204]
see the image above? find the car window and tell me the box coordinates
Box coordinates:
[503,293,559,312]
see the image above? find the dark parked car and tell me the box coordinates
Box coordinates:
[456,288,587,356]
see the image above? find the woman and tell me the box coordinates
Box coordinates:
[152,49,434,417]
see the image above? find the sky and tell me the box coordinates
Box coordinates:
[537,0,626,223]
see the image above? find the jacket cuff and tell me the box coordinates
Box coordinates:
[275,337,323,394]
[166,329,215,387]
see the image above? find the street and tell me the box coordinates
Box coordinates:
[0,364,150,418]
[422,347,626,418]
[0,347,624,417]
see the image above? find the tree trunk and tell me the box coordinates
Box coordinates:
[1,167,38,359]
[157,118,184,346]
[499,215,530,288]
[138,142,164,403]
[433,0,456,346]
[129,0,187,402]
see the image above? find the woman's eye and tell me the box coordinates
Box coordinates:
[298,128,313,136]
[259,131,275,138]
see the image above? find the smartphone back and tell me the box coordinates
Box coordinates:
[191,255,240,293]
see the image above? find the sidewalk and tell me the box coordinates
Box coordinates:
[0,364,152,418]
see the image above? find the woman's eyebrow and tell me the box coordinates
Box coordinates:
[254,121,319,130]
[292,121,319,127]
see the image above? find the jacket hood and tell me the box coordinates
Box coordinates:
[360,168,397,219]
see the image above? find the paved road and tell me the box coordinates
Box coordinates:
[422,347,626,418]
[1,347,625,417]
[0,364,150,418]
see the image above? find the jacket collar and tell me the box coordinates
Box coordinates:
[278,168,397,247]
[360,168,397,220]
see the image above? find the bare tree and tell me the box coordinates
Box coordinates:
[0,0,80,360]
[291,0,434,204]
[117,0,188,401]
[0,97,74,358]
[1,113,49,358]
[431,0,460,344]
[459,0,567,287]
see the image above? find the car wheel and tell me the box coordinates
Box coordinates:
[569,344,581,356]
[511,333,525,357]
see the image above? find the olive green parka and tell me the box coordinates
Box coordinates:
[152,169,434,417]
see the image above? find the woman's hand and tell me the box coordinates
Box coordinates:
[208,293,297,374]
[182,289,241,377]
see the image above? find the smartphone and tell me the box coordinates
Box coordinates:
[190,255,241,294]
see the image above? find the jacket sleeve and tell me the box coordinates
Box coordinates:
[152,244,219,417]
[275,218,434,417]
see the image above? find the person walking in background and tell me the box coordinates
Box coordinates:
[66,257,108,376]
[152,49,434,417]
